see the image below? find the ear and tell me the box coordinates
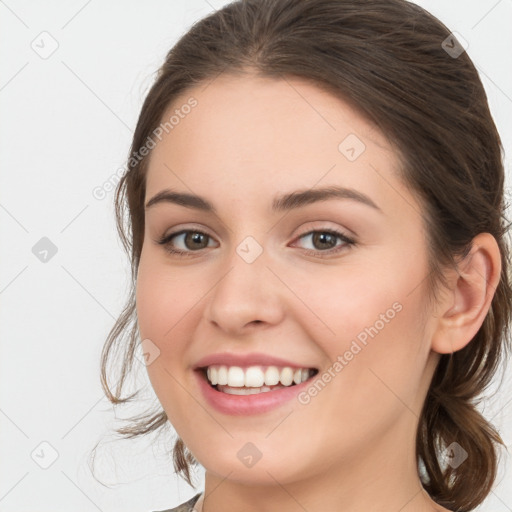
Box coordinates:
[430,233,502,354]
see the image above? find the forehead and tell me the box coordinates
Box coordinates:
[144,73,408,215]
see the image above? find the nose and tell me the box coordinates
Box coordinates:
[203,249,286,336]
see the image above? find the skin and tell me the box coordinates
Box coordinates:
[135,73,501,512]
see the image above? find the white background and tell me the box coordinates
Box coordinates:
[1,1,511,511]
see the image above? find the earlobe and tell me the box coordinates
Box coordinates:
[430,233,501,355]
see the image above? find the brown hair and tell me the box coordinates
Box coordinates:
[98,1,512,510]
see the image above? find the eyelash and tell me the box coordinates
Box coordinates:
[156,228,356,259]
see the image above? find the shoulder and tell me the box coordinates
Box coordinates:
[151,492,203,512]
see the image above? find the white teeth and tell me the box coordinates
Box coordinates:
[245,366,265,387]
[205,365,314,388]
[227,366,245,387]
[207,367,216,385]
[280,367,294,386]
[264,366,280,385]
[220,384,282,395]
[217,365,228,385]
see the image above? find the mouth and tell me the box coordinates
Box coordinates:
[198,365,319,395]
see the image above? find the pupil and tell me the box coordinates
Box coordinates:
[187,232,207,249]
[314,232,335,249]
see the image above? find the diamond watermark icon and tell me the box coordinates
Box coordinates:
[32,237,58,263]
[338,134,366,162]
[236,236,263,264]
[31,31,59,59]
[31,441,59,469]
[135,338,161,366]
[442,441,468,469]
[441,31,468,59]
[237,442,263,468]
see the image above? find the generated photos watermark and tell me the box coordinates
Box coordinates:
[298,301,403,405]
[92,97,198,201]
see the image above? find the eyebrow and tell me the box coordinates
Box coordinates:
[144,185,381,213]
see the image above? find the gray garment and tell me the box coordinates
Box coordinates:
[153,492,202,512]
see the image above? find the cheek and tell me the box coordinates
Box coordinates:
[136,255,195,341]
[288,275,431,459]
[294,252,431,397]
[135,257,196,391]
[288,262,409,348]
[135,259,200,425]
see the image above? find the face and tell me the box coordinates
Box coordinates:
[136,74,440,486]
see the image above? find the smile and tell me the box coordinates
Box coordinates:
[195,363,319,415]
[205,365,317,394]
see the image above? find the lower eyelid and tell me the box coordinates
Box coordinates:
[292,231,354,253]
[159,228,354,255]
[167,231,216,249]
[295,229,353,244]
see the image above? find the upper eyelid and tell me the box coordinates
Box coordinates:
[161,226,354,247]
[160,229,354,262]
[160,223,215,239]
[163,224,350,237]
[162,220,354,238]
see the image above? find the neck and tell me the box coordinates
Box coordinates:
[198,414,449,512]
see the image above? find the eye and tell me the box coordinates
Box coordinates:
[291,229,355,258]
[156,229,217,257]
[156,227,356,259]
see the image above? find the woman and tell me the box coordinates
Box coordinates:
[99,0,512,510]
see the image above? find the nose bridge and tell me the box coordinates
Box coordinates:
[204,235,284,332]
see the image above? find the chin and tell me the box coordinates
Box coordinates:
[195,446,313,486]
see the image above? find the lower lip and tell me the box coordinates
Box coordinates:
[194,370,314,415]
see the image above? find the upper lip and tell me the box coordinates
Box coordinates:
[193,352,317,370]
